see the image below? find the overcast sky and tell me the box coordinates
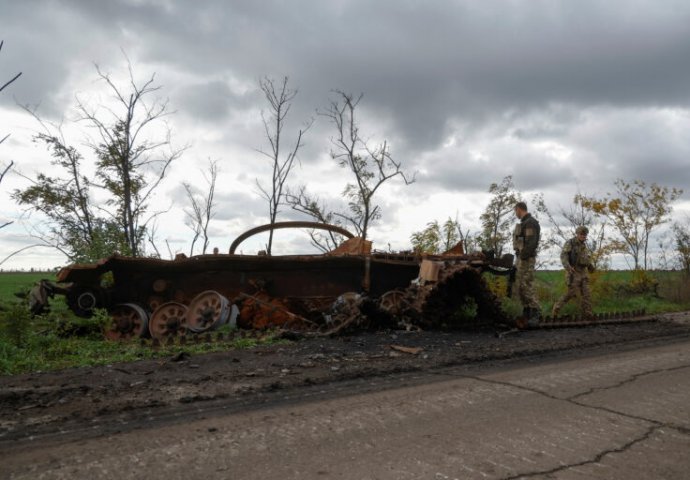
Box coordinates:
[1,0,690,269]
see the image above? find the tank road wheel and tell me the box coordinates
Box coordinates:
[379,290,409,317]
[67,287,104,318]
[105,303,150,340]
[186,290,230,333]
[147,295,166,312]
[149,302,188,340]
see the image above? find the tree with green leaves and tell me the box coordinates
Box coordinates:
[13,114,126,261]
[410,217,477,254]
[81,64,185,256]
[479,175,521,256]
[672,221,690,274]
[14,62,184,261]
[580,179,683,270]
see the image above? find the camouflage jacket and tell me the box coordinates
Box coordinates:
[560,237,591,270]
[512,213,540,260]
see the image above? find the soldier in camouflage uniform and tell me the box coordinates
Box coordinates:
[512,201,541,326]
[552,226,594,318]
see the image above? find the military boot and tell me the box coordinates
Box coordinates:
[515,307,529,329]
[551,305,560,318]
[527,307,541,328]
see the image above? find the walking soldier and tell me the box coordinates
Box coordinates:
[552,226,594,318]
[512,201,541,326]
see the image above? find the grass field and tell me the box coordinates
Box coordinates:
[493,269,690,317]
[0,272,54,303]
[1,269,689,375]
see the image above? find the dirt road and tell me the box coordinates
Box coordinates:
[2,312,690,478]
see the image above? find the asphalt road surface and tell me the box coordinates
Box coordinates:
[2,337,690,479]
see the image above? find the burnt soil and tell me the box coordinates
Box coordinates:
[2,311,690,449]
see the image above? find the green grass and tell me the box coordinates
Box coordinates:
[499,269,690,317]
[0,272,52,303]
[1,269,690,375]
[0,306,282,375]
[0,331,277,375]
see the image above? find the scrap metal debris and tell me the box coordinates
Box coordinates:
[390,345,423,355]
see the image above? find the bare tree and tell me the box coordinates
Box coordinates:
[285,185,345,252]
[318,90,414,243]
[1,40,22,229]
[145,219,162,259]
[183,159,219,256]
[255,76,312,255]
[0,161,12,186]
[0,40,21,97]
[0,162,12,225]
[454,220,481,254]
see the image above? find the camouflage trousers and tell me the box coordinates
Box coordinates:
[553,268,592,316]
[515,256,540,310]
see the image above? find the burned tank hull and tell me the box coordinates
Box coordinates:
[54,222,515,339]
[57,252,422,315]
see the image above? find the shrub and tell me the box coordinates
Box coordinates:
[656,272,690,305]
[0,302,32,347]
[628,270,659,296]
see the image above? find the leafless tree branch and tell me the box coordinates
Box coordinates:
[255,76,313,254]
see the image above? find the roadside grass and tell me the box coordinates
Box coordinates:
[0,273,285,375]
[1,269,689,375]
[0,334,279,376]
[0,306,282,375]
[495,269,690,317]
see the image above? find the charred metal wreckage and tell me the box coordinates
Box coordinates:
[36,222,648,340]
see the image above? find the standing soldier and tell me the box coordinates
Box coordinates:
[512,201,541,326]
[552,226,594,318]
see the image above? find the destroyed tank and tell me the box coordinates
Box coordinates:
[52,222,515,340]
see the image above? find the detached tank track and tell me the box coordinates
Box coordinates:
[535,309,650,328]
[133,309,658,346]
[503,309,654,334]
[415,265,507,329]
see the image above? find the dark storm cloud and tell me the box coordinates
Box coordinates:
[174,80,255,123]
[568,108,690,190]
[12,0,682,149]
[3,0,690,201]
[0,2,119,115]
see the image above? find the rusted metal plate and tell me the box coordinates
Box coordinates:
[57,253,425,311]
